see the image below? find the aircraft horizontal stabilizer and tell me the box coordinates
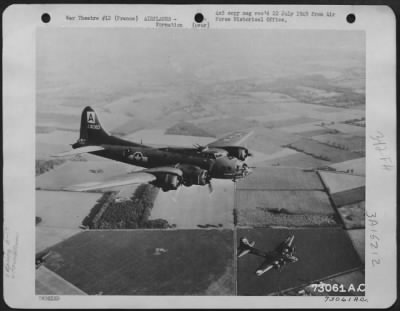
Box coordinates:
[52,145,105,157]
[256,264,274,276]
[63,172,156,192]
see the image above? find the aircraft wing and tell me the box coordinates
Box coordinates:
[207,130,254,147]
[255,255,277,276]
[63,171,157,192]
[52,145,105,157]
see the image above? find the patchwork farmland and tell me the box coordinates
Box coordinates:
[42,230,234,295]
[285,138,362,163]
[236,167,324,191]
[235,161,365,295]
[318,171,365,195]
[35,28,366,296]
[329,158,366,176]
[36,160,134,191]
[260,152,331,169]
[236,190,337,227]
[36,190,102,252]
[312,133,365,154]
[235,167,336,227]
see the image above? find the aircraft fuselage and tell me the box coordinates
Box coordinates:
[87,143,248,180]
[68,106,252,189]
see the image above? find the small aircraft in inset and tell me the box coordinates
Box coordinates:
[35,251,51,269]
[54,106,253,192]
[237,235,298,276]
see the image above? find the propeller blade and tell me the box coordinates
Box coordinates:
[208,181,214,194]
[194,143,209,151]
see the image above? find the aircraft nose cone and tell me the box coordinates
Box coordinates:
[242,163,252,176]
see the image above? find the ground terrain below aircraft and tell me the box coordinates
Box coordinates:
[238,235,299,276]
[54,106,253,192]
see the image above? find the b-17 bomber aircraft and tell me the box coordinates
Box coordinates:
[238,235,299,276]
[54,106,253,192]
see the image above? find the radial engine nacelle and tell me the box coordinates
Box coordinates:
[146,167,184,192]
[176,164,209,186]
[218,146,252,161]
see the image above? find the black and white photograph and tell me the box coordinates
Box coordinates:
[35,28,366,296]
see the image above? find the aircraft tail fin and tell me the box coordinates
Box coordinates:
[77,106,110,145]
